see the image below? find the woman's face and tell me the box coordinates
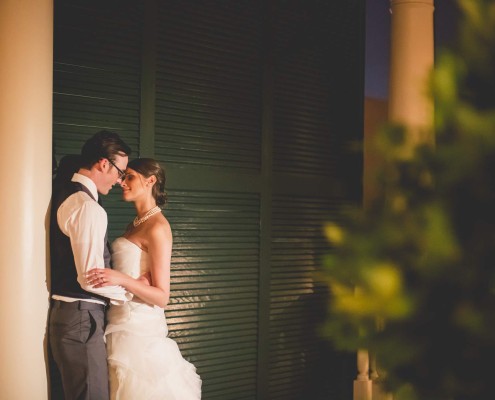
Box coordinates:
[120,167,148,202]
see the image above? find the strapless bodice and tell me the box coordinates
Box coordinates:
[107,237,164,327]
[111,237,148,278]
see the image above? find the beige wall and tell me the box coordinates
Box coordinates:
[0,0,53,398]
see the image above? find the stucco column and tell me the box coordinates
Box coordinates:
[0,0,53,398]
[389,0,434,153]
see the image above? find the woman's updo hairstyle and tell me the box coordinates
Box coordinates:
[127,158,167,206]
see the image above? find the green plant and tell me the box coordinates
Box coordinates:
[320,1,495,399]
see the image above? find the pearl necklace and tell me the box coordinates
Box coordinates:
[133,206,161,227]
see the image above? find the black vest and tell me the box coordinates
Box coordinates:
[50,181,111,302]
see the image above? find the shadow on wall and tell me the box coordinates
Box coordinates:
[47,154,83,400]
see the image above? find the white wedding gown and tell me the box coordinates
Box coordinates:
[105,237,202,400]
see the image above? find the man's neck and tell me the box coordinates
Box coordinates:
[77,168,100,195]
[78,168,96,181]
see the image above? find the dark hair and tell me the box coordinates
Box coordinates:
[80,130,131,169]
[53,154,82,191]
[127,158,167,206]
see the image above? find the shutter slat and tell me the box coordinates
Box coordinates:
[164,189,260,399]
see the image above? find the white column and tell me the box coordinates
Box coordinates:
[353,349,372,400]
[0,0,53,398]
[389,0,435,152]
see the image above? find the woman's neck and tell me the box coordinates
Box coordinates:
[134,200,158,218]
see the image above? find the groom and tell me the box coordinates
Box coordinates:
[49,130,132,400]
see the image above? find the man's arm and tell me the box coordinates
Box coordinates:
[60,196,130,303]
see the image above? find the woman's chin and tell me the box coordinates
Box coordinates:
[122,192,132,202]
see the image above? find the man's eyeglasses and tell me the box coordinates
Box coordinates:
[107,158,126,180]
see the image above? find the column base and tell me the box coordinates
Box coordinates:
[353,379,372,400]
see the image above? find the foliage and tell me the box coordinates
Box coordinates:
[320,1,495,399]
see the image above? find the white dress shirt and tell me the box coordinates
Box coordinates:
[52,173,130,305]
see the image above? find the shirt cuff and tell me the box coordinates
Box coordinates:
[109,290,134,305]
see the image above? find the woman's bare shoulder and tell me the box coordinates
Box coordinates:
[148,214,172,239]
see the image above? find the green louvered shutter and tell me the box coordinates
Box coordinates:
[269,196,353,399]
[154,1,262,171]
[154,2,263,399]
[165,191,260,399]
[52,1,364,399]
[51,1,142,395]
[268,1,364,399]
[52,0,142,235]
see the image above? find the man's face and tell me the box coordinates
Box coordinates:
[98,154,128,195]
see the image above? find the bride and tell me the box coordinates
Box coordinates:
[86,158,201,400]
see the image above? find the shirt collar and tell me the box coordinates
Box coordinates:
[71,173,99,202]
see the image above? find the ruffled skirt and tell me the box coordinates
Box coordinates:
[105,302,201,400]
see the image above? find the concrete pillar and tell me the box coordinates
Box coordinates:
[389,0,435,153]
[0,0,53,398]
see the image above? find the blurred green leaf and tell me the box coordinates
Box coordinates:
[320,2,495,399]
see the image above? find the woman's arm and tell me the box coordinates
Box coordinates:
[86,222,172,308]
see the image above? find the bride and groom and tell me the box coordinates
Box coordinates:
[48,130,201,399]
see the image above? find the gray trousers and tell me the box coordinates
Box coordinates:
[49,300,109,400]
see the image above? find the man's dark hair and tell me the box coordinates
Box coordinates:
[80,130,131,169]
